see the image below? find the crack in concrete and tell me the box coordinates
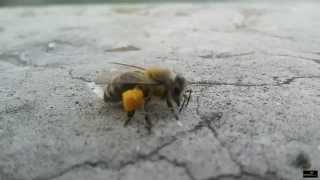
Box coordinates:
[277,76,320,85]
[206,171,282,180]
[33,161,111,180]
[190,81,268,87]
[0,52,64,69]
[117,136,178,169]
[156,155,196,180]
[35,120,212,180]
[105,45,141,52]
[199,51,254,59]
[189,75,320,87]
[248,29,295,41]
[37,136,177,180]
[195,92,283,180]
[216,52,255,59]
[263,52,320,65]
[206,151,282,180]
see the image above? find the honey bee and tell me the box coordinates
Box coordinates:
[101,62,192,131]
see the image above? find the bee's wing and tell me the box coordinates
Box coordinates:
[116,70,160,85]
[95,62,143,84]
[95,68,160,86]
[95,69,118,85]
[95,64,134,85]
[109,62,145,70]
[93,66,155,100]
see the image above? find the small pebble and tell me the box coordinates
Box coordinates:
[292,151,311,169]
[47,42,56,51]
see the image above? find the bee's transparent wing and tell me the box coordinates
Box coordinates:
[95,61,147,85]
[95,66,131,85]
[95,69,115,85]
[95,64,159,85]
[92,67,127,99]
[93,65,160,100]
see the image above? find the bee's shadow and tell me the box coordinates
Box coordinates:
[97,101,123,118]
[143,101,176,125]
[97,100,175,130]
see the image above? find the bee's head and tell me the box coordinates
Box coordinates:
[171,74,187,107]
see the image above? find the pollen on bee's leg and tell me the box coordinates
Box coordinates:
[122,88,144,112]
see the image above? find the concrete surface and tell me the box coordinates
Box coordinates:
[1,2,320,180]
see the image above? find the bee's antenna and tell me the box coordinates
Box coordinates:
[109,62,146,70]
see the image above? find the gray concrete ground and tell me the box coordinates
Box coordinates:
[1,1,320,180]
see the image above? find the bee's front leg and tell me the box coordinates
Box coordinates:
[166,97,179,120]
[179,89,192,113]
[124,111,135,127]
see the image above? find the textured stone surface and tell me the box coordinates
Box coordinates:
[0,2,320,180]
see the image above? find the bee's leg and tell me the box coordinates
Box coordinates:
[179,94,187,113]
[167,98,179,120]
[144,98,152,133]
[124,111,135,127]
[179,89,192,113]
[144,113,152,133]
[184,89,192,108]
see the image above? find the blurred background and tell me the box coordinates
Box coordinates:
[1,0,224,7]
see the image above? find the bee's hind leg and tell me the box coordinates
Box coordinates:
[144,113,152,133]
[144,98,152,133]
[166,98,179,120]
[124,111,135,127]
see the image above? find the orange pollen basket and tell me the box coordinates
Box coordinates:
[122,88,144,112]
